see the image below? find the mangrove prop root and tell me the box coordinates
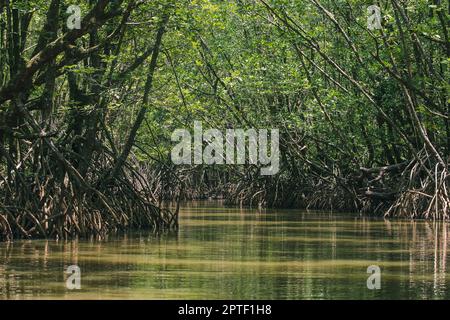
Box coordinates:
[0,138,177,241]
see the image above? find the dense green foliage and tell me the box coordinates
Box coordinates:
[0,0,449,239]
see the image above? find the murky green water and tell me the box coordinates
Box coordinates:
[0,202,449,299]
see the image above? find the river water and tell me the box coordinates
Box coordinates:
[0,201,449,299]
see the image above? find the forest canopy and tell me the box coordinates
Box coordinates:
[0,0,449,240]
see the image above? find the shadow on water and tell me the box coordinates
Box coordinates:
[0,201,449,299]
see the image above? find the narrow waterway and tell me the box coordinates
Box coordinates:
[0,202,449,299]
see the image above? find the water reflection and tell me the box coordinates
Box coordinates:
[0,202,449,299]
